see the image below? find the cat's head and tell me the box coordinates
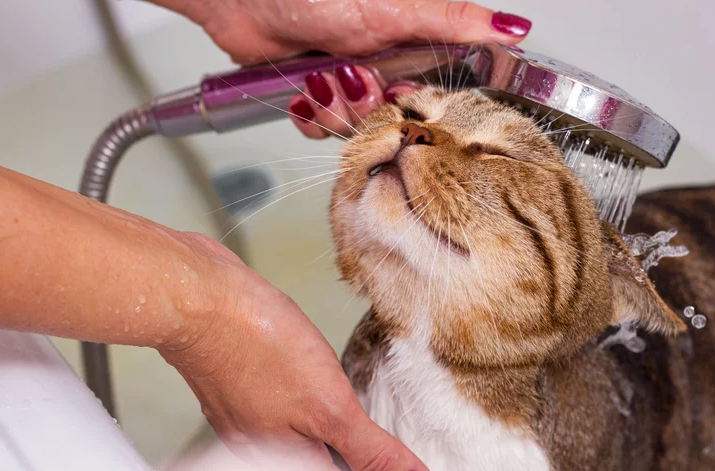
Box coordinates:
[330,86,684,367]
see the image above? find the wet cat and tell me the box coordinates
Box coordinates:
[329,86,715,470]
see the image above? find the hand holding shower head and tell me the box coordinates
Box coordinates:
[80,42,680,411]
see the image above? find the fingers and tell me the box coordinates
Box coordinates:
[288,65,385,140]
[332,1,532,57]
[324,408,428,471]
[384,81,424,105]
[298,386,428,471]
[400,1,532,45]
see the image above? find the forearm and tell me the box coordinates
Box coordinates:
[0,166,228,348]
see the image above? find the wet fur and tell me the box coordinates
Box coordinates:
[329,87,713,470]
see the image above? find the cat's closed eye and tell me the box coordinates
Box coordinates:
[466,142,514,159]
[402,108,427,122]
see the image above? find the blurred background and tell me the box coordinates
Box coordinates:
[1,0,713,467]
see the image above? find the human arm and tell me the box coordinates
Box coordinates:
[0,165,427,470]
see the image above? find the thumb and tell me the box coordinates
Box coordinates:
[376,1,532,46]
[326,408,428,471]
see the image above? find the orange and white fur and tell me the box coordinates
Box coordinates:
[330,87,714,471]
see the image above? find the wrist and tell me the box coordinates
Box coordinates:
[154,231,250,358]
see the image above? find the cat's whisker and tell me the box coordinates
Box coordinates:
[260,53,363,136]
[214,156,343,177]
[303,184,365,268]
[334,196,433,270]
[215,77,357,143]
[340,197,436,315]
[328,68,373,134]
[454,43,475,92]
[208,168,349,215]
[219,172,347,242]
[320,189,435,270]
[427,38,445,90]
[327,180,362,213]
[438,37,453,92]
[270,162,337,171]
[394,49,431,86]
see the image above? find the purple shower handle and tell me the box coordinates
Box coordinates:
[149,45,475,136]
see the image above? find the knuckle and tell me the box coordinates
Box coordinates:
[304,386,357,442]
[445,1,473,25]
[361,447,400,471]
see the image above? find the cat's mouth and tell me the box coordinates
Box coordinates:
[368,161,470,257]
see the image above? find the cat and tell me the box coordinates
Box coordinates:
[328,85,715,470]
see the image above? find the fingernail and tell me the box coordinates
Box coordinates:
[290,99,315,122]
[336,64,367,101]
[491,12,532,37]
[305,72,334,108]
[384,90,398,104]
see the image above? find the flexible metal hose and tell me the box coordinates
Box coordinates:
[78,105,156,419]
[80,105,156,200]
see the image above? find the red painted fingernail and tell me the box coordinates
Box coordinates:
[290,99,315,122]
[305,72,334,108]
[491,12,532,37]
[336,64,367,101]
[384,90,398,104]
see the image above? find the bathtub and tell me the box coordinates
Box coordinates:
[0,330,152,470]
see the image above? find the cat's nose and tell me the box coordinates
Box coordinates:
[401,123,433,147]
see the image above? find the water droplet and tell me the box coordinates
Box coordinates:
[180,335,189,343]
[182,264,189,271]
[138,295,147,304]
[625,336,646,353]
[164,273,170,279]
[684,306,696,318]
[180,279,186,285]
[135,306,142,313]
[692,315,707,329]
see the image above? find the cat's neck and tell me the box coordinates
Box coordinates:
[371,301,544,431]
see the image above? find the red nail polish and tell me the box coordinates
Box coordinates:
[290,100,315,122]
[305,72,334,108]
[336,64,367,101]
[491,12,532,37]
[384,90,398,104]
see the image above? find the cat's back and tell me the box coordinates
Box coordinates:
[628,183,715,468]
[540,183,715,471]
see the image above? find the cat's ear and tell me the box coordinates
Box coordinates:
[602,223,687,336]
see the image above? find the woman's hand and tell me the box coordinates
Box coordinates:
[160,232,428,470]
[146,0,531,139]
[0,166,427,470]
